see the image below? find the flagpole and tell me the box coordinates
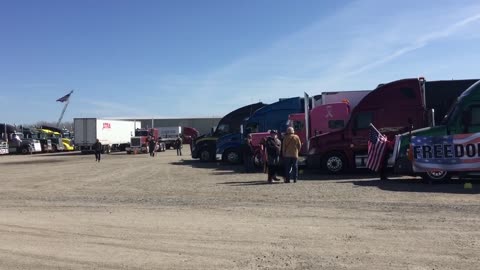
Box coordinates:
[369,123,381,134]
[56,90,73,128]
[57,99,70,128]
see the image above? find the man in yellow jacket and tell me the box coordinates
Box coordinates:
[282,127,302,183]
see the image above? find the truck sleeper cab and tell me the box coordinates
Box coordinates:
[394,79,480,181]
[191,102,266,162]
[215,97,304,164]
[307,78,426,173]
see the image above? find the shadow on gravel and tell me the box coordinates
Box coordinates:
[2,159,67,165]
[32,151,129,157]
[340,178,480,194]
[170,159,245,173]
[32,151,84,157]
[218,180,274,186]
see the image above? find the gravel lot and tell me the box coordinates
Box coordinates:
[1,149,479,269]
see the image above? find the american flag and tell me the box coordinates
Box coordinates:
[366,124,388,172]
[56,90,73,102]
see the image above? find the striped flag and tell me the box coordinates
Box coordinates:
[366,124,388,172]
[56,90,73,102]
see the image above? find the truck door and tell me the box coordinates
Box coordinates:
[350,111,374,168]
[458,105,480,133]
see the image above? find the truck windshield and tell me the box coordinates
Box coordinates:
[215,124,229,136]
[135,130,149,136]
[14,133,24,140]
[245,123,258,133]
[441,99,459,125]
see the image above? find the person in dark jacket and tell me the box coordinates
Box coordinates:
[263,130,282,183]
[92,139,102,162]
[148,136,156,157]
[175,135,183,156]
[242,134,255,173]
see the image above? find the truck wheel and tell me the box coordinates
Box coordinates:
[422,171,450,183]
[21,147,30,155]
[223,149,241,164]
[199,149,212,162]
[254,152,264,168]
[52,145,58,152]
[322,152,346,174]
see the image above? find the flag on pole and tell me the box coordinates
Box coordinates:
[56,90,73,102]
[366,124,388,172]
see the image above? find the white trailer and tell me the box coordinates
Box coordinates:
[74,118,140,153]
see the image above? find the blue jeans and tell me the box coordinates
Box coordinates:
[284,157,298,182]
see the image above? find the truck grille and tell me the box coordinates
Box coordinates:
[131,137,141,147]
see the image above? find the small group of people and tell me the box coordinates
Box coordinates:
[243,127,302,184]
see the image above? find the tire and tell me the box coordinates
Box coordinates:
[199,149,212,162]
[21,147,30,155]
[322,152,347,174]
[223,149,241,164]
[253,152,264,168]
[422,170,451,183]
[52,145,58,152]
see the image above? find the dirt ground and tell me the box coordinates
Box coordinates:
[0,149,479,270]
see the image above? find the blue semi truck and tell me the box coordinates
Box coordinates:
[191,102,267,162]
[215,97,305,164]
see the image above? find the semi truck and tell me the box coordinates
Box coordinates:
[181,127,199,145]
[288,90,370,155]
[74,118,139,154]
[1,124,42,154]
[393,79,480,181]
[307,78,478,174]
[126,128,166,154]
[215,97,305,164]
[157,126,182,149]
[0,139,7,155]
[40,125,75,151]
[22,127,53,153]
[191,102,267,162]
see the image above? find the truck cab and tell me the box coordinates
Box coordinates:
[287,102,352,155]
[215,97,304,164]
[191,102,266,162]
[394,80,480,181]
[40,125,74,151]
[307,78,426,173]
[1,124,42,154]
[127,128,160,154]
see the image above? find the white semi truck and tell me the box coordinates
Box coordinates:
[74,118,140,153]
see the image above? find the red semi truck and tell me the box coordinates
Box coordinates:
[306,78,477,173]
[127,128,164,154]
[307,78,427,173]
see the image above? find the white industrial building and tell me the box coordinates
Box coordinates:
[107,117,221,135]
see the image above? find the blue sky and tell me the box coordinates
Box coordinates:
[1,0,480,124]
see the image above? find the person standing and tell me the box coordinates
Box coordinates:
[175,135,183,156]
[92,139,102,162]
[264,130,281,183]
[282,127,302,183]
[242,134,255,173]
[148,136,156,157]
